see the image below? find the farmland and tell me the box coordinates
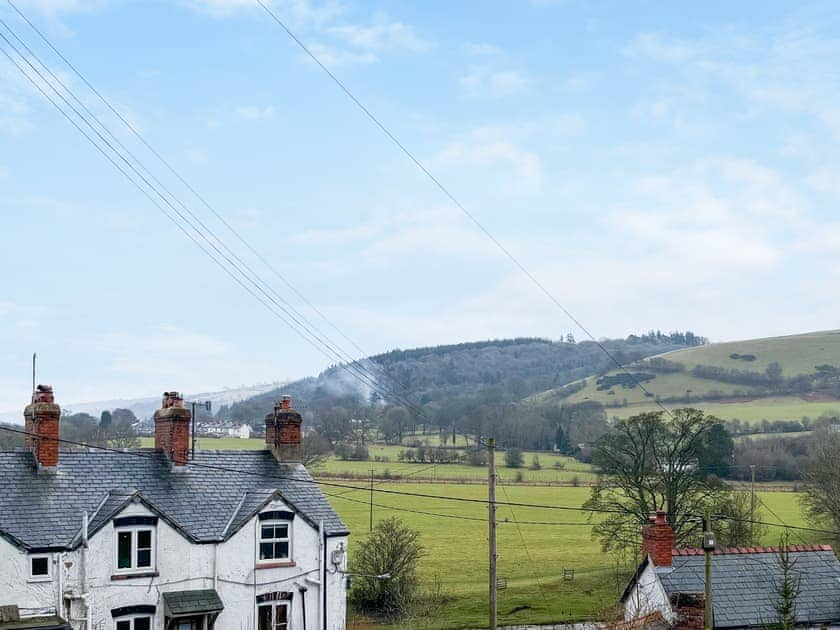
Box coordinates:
[146,437,825,628]
[331,483,819,629]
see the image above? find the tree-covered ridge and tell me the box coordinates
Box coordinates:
[219,332,705,429]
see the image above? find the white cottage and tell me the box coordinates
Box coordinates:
[0,387,349,630]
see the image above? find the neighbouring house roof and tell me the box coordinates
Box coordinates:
[163,589,224,616]
[0,449,348,551]
[0,616,71,630]
[634,546,840,628]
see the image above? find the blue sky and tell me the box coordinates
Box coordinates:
[1,0,840,410]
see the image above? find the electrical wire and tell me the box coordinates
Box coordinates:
[253,0,678,419]
[0,14,437,427]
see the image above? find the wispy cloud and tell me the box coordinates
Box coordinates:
[463,42,504,56]
[460,68,530,98]
[305,43,377,67]
[234,105,275,121]
[328,18,433,53]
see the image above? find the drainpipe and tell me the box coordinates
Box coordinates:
[319,521,325,630]
[82,511,89,630]
[57,551,63,620]
[298,586,308,630]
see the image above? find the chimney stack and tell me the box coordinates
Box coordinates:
[153,391,191,466]
[642,510,674,568]
[265,395,301,463]
[23,385,61,470]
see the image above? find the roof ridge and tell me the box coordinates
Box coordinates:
[672,544,834,556]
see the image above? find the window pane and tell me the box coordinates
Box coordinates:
[31,557,49,576]
[275,604,288,630]
[137,530,152,549]
[274,542,289,559]
[117,531,132,569]
[259,543,274,560]
[136,549,151,568]
[276,524,288,539]
[258,605,272,630]
[117,621,130,630]
[134,618,151,630]
[261,525,273,540]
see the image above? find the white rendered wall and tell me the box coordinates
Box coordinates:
[1,497,348,630]
[623,560,673,623]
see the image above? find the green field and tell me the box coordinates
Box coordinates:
[531,330,840,424]
[323,483,823,629]
[599,397,840,423]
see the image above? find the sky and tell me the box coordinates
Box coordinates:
[1,0,840,411]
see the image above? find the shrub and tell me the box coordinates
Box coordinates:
[529,455,542,470]
[505,448,524,468]
[349,517,425,620]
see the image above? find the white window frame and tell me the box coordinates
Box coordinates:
[28,553,52,582]
[257,601,290,630]
[114,614,153,630]
[257,519,292,564]
[114,525,156,573]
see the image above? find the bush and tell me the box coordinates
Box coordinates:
[514,470,524,482]
[529,455,541,470]
[349,517,424,620]
[505,448,524,468]
[466,449,488,467]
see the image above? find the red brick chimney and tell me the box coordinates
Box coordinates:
[642,510,674,567]
[23,385,61,469]
[153,391,191,466]
[265,395,301,463]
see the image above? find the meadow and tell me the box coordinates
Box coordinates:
[328,482,820,629]
[599,397,840,423]
[151,437,827,628]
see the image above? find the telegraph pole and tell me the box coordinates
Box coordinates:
[488,437,497,630]
[702,511,716,630]
[749,464,756,544]
[369,468,375,531]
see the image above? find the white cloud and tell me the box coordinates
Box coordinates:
[10,0,109,15]
[185,0,345,23]
[234,105,275,121]
[327,18,433,53]
[464,42,504,56]
[306,43,377,67]
[460,68,530,98]
[623,32,702,63]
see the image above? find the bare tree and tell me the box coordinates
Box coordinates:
[583,409,732,550]
[300,431,331,468]
[801,429,840,540]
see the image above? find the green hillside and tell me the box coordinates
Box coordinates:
[535,330,840,423]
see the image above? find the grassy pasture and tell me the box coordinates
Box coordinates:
[600,397,840,423]
[326,483,821,629]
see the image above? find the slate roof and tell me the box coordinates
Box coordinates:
[163,589,224,615]
[0,449,348,551]
[658,546,840,628]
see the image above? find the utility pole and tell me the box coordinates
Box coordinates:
[369,468,375,532]
[749,464,756,544]
[488,437,497,630]
[188,400,212,460]
[702,511,716,630]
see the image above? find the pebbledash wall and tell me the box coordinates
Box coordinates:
[1,497,348,629]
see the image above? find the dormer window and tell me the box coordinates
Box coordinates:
[114,516,157,573]
[257,510,294,564]
[29,554,51,581]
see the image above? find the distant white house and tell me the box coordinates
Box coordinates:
[236,423,252,439]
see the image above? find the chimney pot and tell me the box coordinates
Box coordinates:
[24,385,61,469]
[265,397,302,463]
[642,509,674,567]
[154,390,191,466]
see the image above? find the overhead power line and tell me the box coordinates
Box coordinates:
[0,9,434,425]
[252,0,674,417]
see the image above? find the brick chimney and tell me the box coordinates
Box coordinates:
[265,395,302,463]
[23,385,61,469]
[153,391,191,466]
[642,510,674,568]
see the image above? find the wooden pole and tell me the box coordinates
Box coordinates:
[488,438,497,630]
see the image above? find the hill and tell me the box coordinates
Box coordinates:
[218,333,704,425]
[534,330,840,422]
